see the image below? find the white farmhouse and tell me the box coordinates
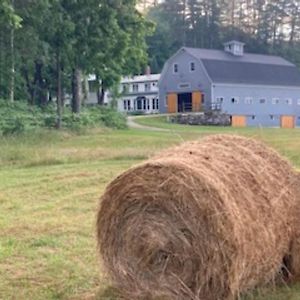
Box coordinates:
[117,74,160,114]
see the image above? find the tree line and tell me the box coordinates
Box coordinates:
[146,0,300,73]
[0,0,151,127]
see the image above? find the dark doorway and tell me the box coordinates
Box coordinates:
[136,96,145,110]
[178,93,192,112]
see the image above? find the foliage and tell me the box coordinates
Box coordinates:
[0,100,127,135]
[0,0,151,114]
[0,1,22,27]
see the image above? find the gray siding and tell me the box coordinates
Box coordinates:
[213,84,300,127]
[159,49,212,113]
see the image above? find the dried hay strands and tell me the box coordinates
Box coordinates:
[97,135,299,300]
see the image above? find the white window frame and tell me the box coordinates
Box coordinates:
[231,97,239,104]
[272,98,280,105]
[145,83,151,92]
[190,62,195,72]
[122,84,128,93]
[215,97,224,103]
[132,83,139,92]
[286,98,293,105]
[173,63,178,74]
[127,100,131,111]
[245,97,253,104]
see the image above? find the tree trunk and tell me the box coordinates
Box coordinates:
[71,68,82,113]
[56,51,62,129]
[82,75,89,106]
[9,10,15,103]
[96,76,106,105]
[100,86,105,105]
[22,67,34,105]
[96,74,102,105]
[0,26,5,99]
[33,60,48,106]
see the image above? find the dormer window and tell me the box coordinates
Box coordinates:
[173,63,178,73]
[190,62,195,72]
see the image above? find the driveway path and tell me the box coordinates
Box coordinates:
[127,115,170,132]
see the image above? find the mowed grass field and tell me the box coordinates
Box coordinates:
[1,115,300,300]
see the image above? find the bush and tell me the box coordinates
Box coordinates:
[0,100,127,135]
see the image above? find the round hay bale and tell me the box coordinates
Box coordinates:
[290,172,300,279]
[97,134,298,300]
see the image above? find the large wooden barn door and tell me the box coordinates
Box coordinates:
[281,116,295,128]
[232,115,246,127]
[167,93,178,113]
[192,91,202,112]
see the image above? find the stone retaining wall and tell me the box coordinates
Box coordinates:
[169,112,231,126]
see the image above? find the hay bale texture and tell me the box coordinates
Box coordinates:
[97,135,299,300]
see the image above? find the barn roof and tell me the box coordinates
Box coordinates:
[184,47,300,86]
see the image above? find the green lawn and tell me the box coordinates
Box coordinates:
[0,117,300,300]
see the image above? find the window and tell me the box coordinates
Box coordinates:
[213,97,223,110]
[123,100,127,110]
[173,63,178,73]
[122,84,129,93]
[143,98,146,110]
[251,115,256,120]
[145,83,151,92]
[156,98,159,110]
[147,98,150,110]
[152,98,156,110]
[132,84,139,92]
[127,100,131,111]
[152,82,156,87]
[272,98,280,104]
[259,98,266,104]
[286,98,293,105]
[245,97,253,104]
[270,115,275,120]
[137,98,142,110]
[297,99,300,105]
[231,97,239,104]
[190,62,195,72]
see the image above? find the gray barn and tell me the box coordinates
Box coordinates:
[158,41,300,127]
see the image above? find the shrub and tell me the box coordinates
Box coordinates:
[0,100,127,135]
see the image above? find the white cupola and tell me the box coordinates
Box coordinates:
[224,40,245,56]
